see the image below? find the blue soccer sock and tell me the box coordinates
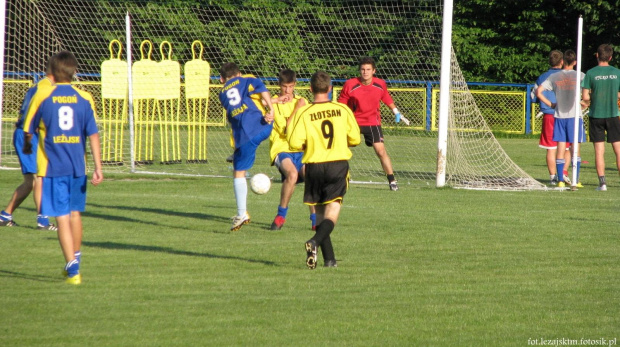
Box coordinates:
[74,251,81,264]
[0,210,12,221]
[37,214,50,226]
[309,213,316,229]
[555,159,565,182]
[64,259,80,278]
[277,206,288,218]
[233,177,248,217]
[576,157,581,182]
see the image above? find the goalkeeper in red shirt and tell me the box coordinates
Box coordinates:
[338,57,405,191]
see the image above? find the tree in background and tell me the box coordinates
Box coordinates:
[453,0,620,83]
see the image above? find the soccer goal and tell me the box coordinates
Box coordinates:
[0,0,545,190]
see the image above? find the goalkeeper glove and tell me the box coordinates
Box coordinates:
[393,108,401,123]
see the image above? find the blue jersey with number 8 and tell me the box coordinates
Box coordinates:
[23,83,98,177]
[219,75,270,148]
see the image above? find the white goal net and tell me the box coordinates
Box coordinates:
[0,0,544,190]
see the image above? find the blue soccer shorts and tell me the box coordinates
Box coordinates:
[553,118,585,144]
[41,175,87,217]
[233,125,273,171]
[274,152,304,182]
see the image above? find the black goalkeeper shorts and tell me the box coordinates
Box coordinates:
[303,160,349,205]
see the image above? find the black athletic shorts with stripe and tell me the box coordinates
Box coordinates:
[360,125,384,146]
[303,160,350,205]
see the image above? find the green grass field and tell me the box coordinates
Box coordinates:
[1,138,619,346]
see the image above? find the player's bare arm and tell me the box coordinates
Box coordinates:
[89,133,104,186]
[286,98,307,128]
[537,85,556,108]
[581,89,591,108]
[272,94,292,104]
[261,90,274,123]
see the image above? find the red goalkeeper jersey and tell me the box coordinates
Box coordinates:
[337,77,394,126]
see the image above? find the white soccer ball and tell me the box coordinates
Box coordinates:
[250,173,271,195]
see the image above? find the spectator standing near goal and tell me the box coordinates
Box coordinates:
[581,44,620,191]
[23,51,103,285]
[218,63,274,231]
[536,49,585,188]
[287,71,360,269]
[338,57,403,191]
[0,57,58,231]
[533,50,565,185]
[268,69,316,231]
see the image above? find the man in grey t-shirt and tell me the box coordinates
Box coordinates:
[537,49,585,187]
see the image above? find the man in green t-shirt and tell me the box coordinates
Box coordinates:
[582,44,620,191]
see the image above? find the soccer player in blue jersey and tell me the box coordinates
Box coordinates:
[0,57,57,230]
[23,51,103,285]
[219,63,274,231]
[532,50,566,185]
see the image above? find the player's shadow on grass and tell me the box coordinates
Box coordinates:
[350,170,436,183]
[82,241,277,266]
[85,203,232,231]
[0,269,59,283]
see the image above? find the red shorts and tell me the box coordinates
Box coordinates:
[539,114,557,149]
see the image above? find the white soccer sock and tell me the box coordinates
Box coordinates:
[233,177,247,217]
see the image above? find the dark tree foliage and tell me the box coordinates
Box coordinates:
[453,0,620,82]
[30,0,620,83]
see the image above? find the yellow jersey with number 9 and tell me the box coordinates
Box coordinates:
[287,101,360,163]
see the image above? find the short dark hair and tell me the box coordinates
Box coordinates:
[549,50,563,67]
[51,51,77,83]
[597,44,613,62]
[359,56,376,69]
[563,49,576,66]
[310,71,331,94]
[220,62,240,79]
[278,69,296,84]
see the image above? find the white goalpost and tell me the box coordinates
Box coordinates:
[436,0,453,188]
[571,16,584,189]
[0,0,545,190]
[0,0,6,167]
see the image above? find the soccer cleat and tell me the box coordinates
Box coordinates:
[37,223,58,231]
[225,154,234,163]
[557,182,565,188]
[563,175,571,185]
[596,184,607,191]
[270,215,285,230]
[231,212,250,231]
[324,259,338,268]
[549,175,558,186]
[0,219,16,227]
[305,239,318,270]
[65,274,82,285]
[389,181,399,191]
[575,182,584,188]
